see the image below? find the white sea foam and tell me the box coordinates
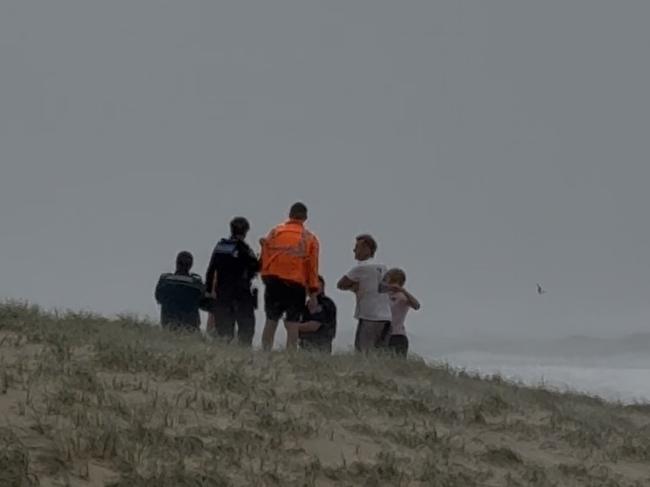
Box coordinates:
[438,351,650,404]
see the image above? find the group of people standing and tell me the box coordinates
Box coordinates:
[155,202,420,356]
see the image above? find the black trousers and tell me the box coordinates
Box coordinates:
[212,300,256,347]
[387,334,409,357]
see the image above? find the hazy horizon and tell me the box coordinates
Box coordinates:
[2,1,649,353]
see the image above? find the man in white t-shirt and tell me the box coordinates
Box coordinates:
[337,234,392,353]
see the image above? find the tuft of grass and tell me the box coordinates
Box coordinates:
[482,446,524,466]
[0,428,38,487]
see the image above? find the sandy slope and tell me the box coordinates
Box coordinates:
[1,303,649,487]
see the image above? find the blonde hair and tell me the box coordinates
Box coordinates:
[386,268,406,286]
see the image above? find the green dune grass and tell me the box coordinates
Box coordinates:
[1,302,649,487]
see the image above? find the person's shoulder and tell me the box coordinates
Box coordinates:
[236,241,257,261]
[321,296,337,309]
[375,263,389,275]
[350,261,374,272]
[272,221,289,232]
[214,238,238,256]
[158,272,173,281]
[346,263,363,275]
[237,239,254,252]
[215,237,235,248]
[190,273,203,283]
[304,227,319,240]
[265,223,285,240]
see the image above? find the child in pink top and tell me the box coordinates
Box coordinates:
[384,268,421,356]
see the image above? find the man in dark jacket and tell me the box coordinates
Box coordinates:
[205,217,260,346]
[298,276,337,353]
[155,251,205,332]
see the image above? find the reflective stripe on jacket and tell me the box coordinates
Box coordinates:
[260,220,319,291]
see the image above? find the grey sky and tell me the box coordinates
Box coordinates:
[1,1,649,352]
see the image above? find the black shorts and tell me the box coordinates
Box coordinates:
[264,277,306,322]
[388,334,409,357]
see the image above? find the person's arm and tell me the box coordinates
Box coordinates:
[403,288,421,310]
[205,249,218,295]
[193,275,206,295]
[307,236,320,294]
[337,275,352,290]
[337,266,360,292]
[258,235,269,275]
[392,286,421,310]
[195,277,212,311]
[298,321,322,333]
[337,276,361,292]
[154,276,165,304]
[245,245,261,277]
[305,237,320,312]
[207,271,218,298]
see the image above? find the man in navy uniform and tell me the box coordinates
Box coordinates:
[155,251,206,332]
[205,217,260,346]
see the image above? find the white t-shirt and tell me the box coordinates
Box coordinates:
[346,260,392,322]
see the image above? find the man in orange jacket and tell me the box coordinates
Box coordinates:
[260,202,320,351]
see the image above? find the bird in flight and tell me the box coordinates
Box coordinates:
[537,283,547,295]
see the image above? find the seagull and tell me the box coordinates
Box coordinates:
[537,283,547,295]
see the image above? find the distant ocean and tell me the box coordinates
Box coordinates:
[437,351,650,404]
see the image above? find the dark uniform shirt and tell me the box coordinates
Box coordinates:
[205,238,260,305]
[154,272,205,330]
[299,294,337,348]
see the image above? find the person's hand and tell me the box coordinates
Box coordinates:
[259,237,266,247]
[351,282,360,293]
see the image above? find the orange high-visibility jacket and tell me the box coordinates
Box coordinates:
[260,220,320,292]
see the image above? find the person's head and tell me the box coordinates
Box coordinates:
[385,268,407,286]
[230,217,250,240]
[289,202,308,221]
[354,234,378,261]
[175,251,194,274]
[317,275,326,295]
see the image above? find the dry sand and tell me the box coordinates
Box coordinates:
[1,303,649,486]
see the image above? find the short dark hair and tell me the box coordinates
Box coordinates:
[318,275,325,286]
[176,251,194,271]
[356,234,378,257]
[230,217,250,237]
[289,202,308,220]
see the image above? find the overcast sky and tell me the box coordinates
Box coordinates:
[1,1,649,352]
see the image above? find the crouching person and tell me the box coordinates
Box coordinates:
[155,251,206,332]
[299,276,337,353]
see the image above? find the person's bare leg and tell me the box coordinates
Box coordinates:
[284,321,300,351]
[262,319,279,351]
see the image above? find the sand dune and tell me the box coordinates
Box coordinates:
[1,303,649,486]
